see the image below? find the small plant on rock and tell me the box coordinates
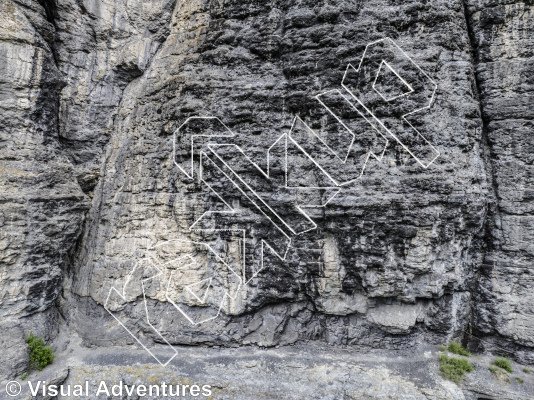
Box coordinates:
[26,331,55,371]
[447,341,470,356]
[439,354,474,383]
[493,357,513,373]
[516,377,524,384]
[523,367,531,374]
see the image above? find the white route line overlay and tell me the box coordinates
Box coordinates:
[372,60,415,102]
[104,37,440,366]
[174,116,339,283]
[341,37,440,169]
[104,257,178,367]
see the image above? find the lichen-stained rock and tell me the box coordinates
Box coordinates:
[465,0,534,364]
[0,1,88,378]
[61,0,491,353]
[52,0,178,193]
[1,0,533,384]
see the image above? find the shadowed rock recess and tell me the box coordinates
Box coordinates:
[0,0,533,398]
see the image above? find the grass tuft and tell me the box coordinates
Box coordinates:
[439,354,474,383]
[447,341,470,356]
[516,377,523,384]
[523,367,531,374]
[493,357,513,373]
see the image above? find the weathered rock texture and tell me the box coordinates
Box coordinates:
[8,337,534,400]
[0,0,88,379]
[0,0,532,393]
[466,0,534,365]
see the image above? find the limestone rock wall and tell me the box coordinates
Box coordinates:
[0,0,532,380]
[0,0,88,378]
[466,0,534,364]
[62,0,489,350]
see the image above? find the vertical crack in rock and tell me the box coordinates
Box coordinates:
[464,0,534,364]
[51,0,179,194]
[460,0,501,350]
[0,0,89,379]
[37,0,57,24]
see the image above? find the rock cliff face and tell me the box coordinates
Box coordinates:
[0,0,88,379]
[466,0,534,365]
[0,0,532,389]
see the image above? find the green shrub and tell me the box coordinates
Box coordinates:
[26,332,55,371]
[489,366,497,373]
[493,357,513,373]
[524,367,531,374]
[516,377,523,384]
[439,345,446,352]
[447,341,470,356]
[439,355,474,383]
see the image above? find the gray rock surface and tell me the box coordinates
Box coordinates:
[64,0,489,350]
[0,0,533,397]
[0,0,87,379]
[2,331,533,400]
[465,0,534,365]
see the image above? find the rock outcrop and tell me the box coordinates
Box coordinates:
[466,0,534,365]
[61,0,490,352]
[0,0,88,379]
